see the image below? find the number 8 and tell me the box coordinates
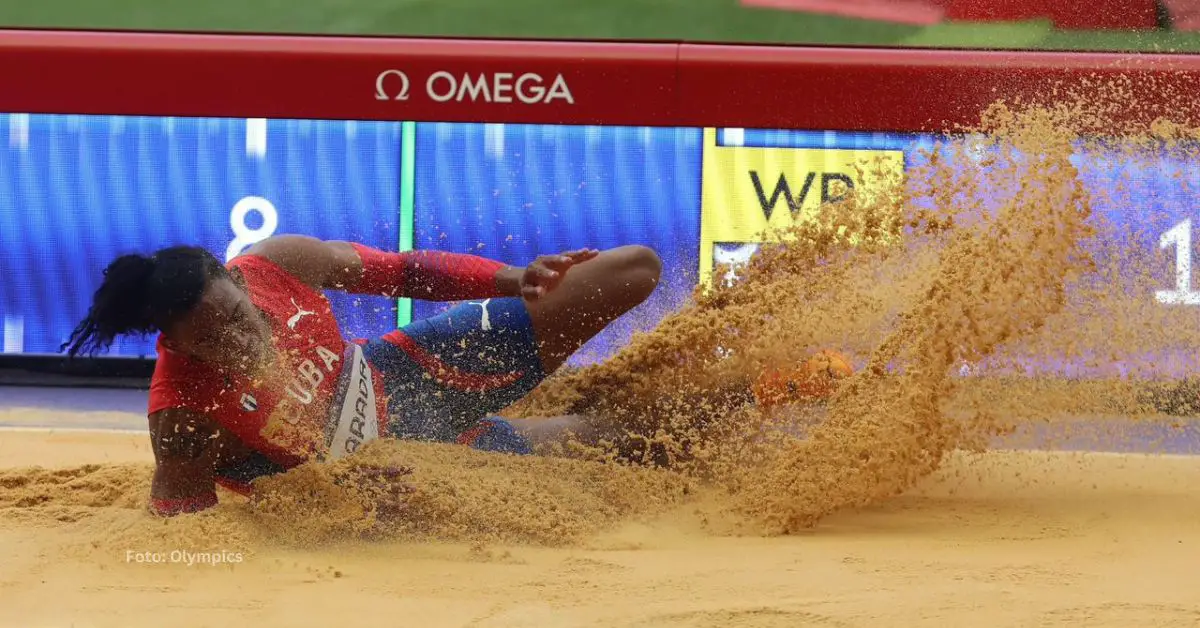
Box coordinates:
[226,196,279,262]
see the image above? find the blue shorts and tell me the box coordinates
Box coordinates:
[361,297,545,455]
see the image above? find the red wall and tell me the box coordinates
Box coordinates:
[940,0,1160,30]
[0,29,1197,132]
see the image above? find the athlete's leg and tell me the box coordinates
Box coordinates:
[363,245,661,456]
[492,246,661,449]
[363,297,554,454]
[523,245,662,372]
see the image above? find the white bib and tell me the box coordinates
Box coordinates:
[322,343,380,460]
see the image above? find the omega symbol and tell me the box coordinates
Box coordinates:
[375,70,411,101]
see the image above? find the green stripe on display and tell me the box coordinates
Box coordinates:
[397,120,416,328]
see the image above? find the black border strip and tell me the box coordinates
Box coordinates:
[0,354,153,388]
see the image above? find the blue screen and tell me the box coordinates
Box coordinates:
[1,116,1197,367]
[411,123,702,365]
[0,115,402,356]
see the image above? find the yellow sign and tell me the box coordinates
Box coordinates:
[698,128,904,285]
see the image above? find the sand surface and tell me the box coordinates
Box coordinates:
[2,421,1199,628]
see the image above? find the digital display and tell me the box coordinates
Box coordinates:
[410,123,702,364]
[0,115,403,357]
[2,112,1199,365]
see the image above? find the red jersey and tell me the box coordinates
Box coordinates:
[147,255,389,472]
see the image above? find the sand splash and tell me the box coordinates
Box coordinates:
[247,440,694,547]
[6,88,1200,550]
[511,91,1200,533]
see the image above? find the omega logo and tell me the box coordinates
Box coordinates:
[374,69,412,101]
[374,69,574,105]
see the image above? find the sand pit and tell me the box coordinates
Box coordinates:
[2,421,1200,627]
[8,91,1200,626]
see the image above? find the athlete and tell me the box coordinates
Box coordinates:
[62,235,662,517]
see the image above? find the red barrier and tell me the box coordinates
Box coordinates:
[675,44,1200,130]
[942,0,1160,30]
[1162,0,1200,31]
[0,29,1199,131]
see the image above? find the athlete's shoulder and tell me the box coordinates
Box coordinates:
[151,336,249,420]
[228,253,316,303]
[228,253,298,282]
[148,337,229,416]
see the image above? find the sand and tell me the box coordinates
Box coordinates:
[2,422,1199,627]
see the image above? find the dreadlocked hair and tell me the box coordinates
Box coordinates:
[61,246,229,357]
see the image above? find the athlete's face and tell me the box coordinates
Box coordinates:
[163,275,274,375]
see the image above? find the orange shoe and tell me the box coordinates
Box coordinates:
[753,349,855,409]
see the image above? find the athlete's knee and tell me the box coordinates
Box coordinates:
[606,245,661,303]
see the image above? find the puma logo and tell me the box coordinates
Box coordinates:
[469,299,493,331]
[287,298,316,330]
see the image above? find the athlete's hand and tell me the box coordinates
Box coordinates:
[519,249,599,300]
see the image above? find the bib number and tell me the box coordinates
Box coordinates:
[323,344,380,460]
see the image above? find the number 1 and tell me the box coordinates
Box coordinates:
[1156,219,1200,305]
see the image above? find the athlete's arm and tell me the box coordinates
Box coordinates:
[244,234,598,301]
[244,234,515,301]
[147,409,218,516]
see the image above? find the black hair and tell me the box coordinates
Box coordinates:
[61,246,230,358]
